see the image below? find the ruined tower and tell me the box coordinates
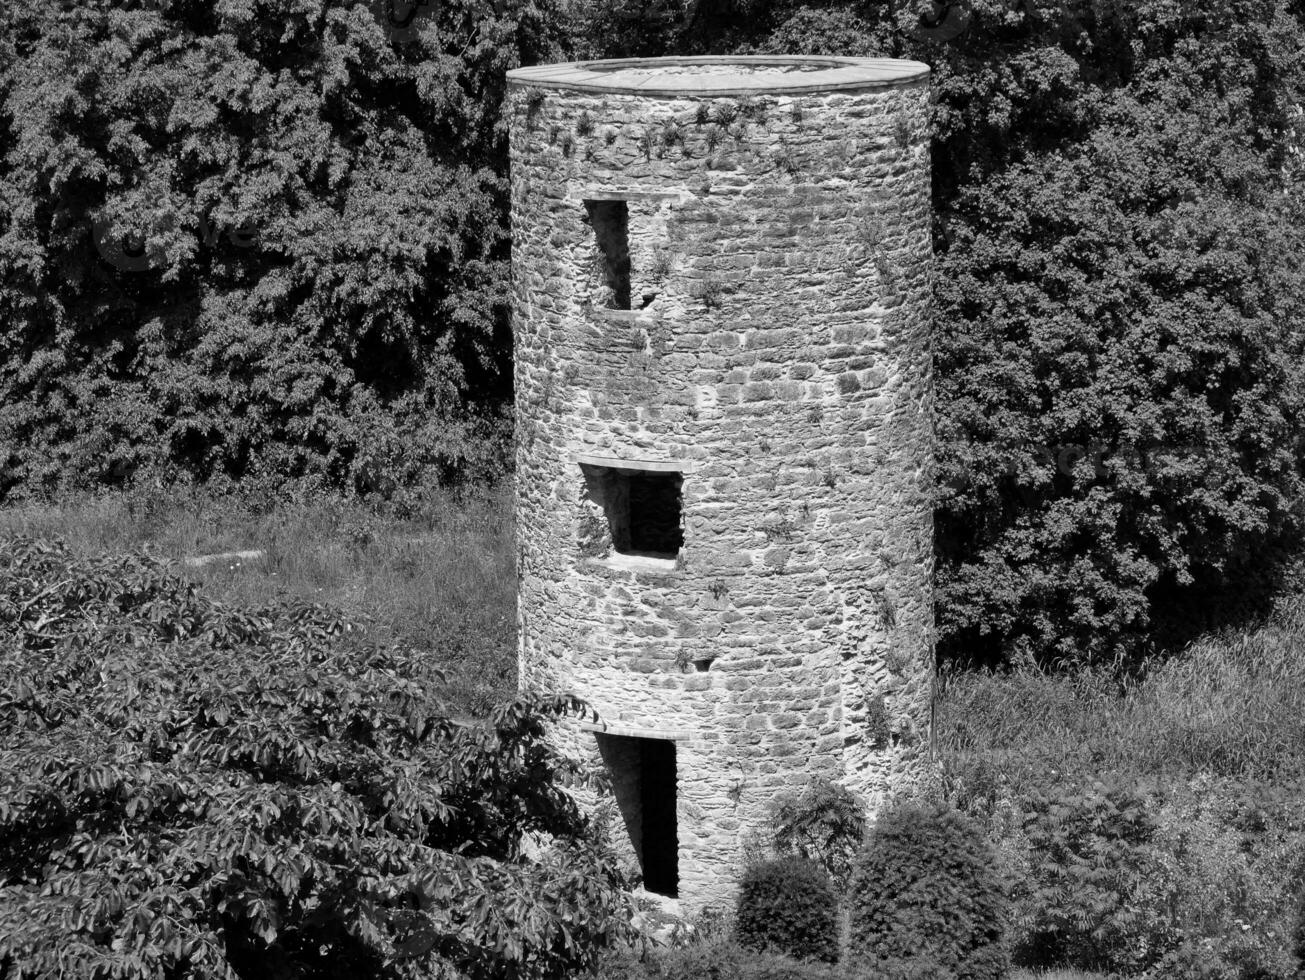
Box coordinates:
[508,56,934,910]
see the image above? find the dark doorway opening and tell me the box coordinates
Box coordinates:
[595,733,679,897]
[580,465,684,559]
[583,199,631,310]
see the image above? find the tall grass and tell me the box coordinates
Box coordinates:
[938,603,1305,786]
[0,484,517,715]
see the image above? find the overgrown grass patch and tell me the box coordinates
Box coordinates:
[938,600,1305,978]
[0,485,516,715]
[938,602,1305,787]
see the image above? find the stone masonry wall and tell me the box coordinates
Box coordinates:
[510,63,935,911]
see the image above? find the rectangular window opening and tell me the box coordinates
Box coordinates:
[583,199,631,310]
[595,733,678,898]
[580,464,684,560]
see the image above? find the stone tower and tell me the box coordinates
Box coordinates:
[508,56,934,910]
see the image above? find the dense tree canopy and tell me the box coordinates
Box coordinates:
[0,0,567,499]
[924,0,1305,663]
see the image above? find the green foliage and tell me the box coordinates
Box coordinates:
[1144,778,1305,980]
[938,607,1305,788]
[769,779,865,891]
[0,535,633,979]
[941,642,1305,978]
[849,801,1008,980]
[0,483,520,716]
[559,0,684,59]
[693,275,728,309]
[0,0,556,500]
[924,0,1305,665]
[981,773,1305,978]
[601,936,854,980]
[742,7,892,58]
[934,61,1305,665]
[1012,778,1171,974]
[736,856,839,964]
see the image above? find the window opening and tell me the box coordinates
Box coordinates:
[583,199,631,310]
[580,465,683,560]
[595,733,678,897]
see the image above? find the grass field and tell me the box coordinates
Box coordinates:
[936,595,1305,786]
[0,484,518,714]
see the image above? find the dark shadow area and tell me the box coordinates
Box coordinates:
[1148,528,1305,659]
[583,199,631,310]
[595,733,678,897]
[580,465,683,558]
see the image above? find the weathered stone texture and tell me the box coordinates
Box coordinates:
[509,57,936,911]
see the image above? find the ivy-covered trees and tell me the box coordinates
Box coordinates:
[0,536,633,979]
[931,3,1305,664]
[0,0,565,500]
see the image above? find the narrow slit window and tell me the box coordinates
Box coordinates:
[580,464,684,560]
[583,199,631,310]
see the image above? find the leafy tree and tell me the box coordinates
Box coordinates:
[741,7,895,57]
[0,535,633,978]
[769,779,866,891]
[1012,778,1171,974]
[0,0,568,501]
[935,33,1305,665]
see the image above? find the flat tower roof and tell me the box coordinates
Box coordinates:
[506,56,931,97]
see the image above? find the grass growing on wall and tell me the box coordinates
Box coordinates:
[0,485,518,716]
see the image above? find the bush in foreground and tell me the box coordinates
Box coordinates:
[1012,777,1172,973]
[1005,774,1305,978]
[736,856,839,964]
[0,535,632,979]
[599,937,853,980]
[849,801,1007,980]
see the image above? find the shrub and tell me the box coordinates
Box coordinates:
[849,801,1007,980]
[736,856,839,964]
[1013,777,1173,974]
[599,938,856,980]
[1138,777,1305,980]
[770,779,866,890]
[0,535,634,979]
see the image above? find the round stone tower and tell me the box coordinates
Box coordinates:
[507,56,934,910]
